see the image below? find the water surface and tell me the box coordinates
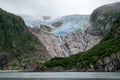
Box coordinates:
[0,72,120,80]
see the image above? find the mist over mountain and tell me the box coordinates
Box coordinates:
[19,14,51,27]
[0,0,120,19]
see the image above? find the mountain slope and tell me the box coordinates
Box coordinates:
[0,8,50,70]
[87,2,120,36]
[43,2,120,72]
[43,14,120,72]
[29,15,100,58]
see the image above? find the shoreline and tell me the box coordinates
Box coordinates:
[0,70,20,72]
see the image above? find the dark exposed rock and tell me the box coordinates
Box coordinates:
[0,54,11,69]
[95,53,120,72]
[115,27,120,38]
[87,2,120,36]
[52,21,63,27]
[40,25,52,32]
[24,64,48,72]
[42,16,51,20]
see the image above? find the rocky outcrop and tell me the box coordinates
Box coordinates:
[95,53,120,71]
[58,32,101,55]
[87,2,120,36]
[29,26,64,57]
[30,25,101,57]
[52,21,62,27]
[25,52,120,72]
[0,54,11,69]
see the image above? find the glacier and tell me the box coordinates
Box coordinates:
[19,14,51,27]
[49,14,90,36]
[29,14,101,57]
[20,14,90,36]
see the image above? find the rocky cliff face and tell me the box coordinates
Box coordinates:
[29,15,101,57]
[29,25,101,57]
[0,8,50,70]
[87,2,120,36]
[29,26,64,57]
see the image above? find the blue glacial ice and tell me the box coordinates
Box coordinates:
[49,14,90,36]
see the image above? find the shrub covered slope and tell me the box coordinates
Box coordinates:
[0,8,50,69]
[44,14,120,71]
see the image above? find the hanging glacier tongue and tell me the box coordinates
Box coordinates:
[49,15,90,36]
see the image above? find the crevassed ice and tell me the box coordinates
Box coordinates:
[51,23,85,36]
[50,15,90,36]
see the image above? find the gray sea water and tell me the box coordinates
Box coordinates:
[0,72,120,80]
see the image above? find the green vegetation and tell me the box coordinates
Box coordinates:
[0,8,48,69]
[0,9,40,56]
[44,14,120,69]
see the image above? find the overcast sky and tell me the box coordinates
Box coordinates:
[0,0,120,19]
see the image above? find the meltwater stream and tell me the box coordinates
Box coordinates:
[0,72,120,80]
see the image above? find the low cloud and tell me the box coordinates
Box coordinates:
[0,0,120,19]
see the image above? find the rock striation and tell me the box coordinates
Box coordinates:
[29,25,101,57]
